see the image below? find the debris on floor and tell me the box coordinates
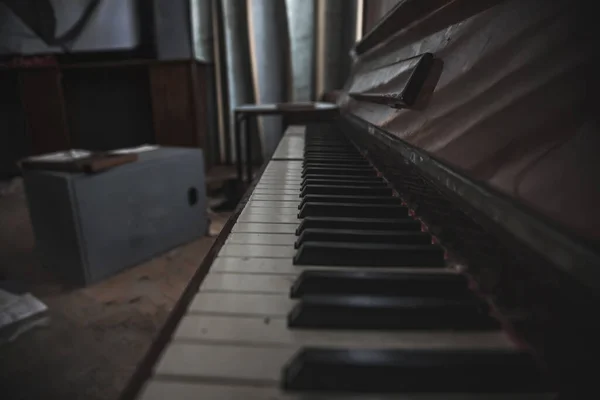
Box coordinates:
[0,288,48,345]
[0,167,234,400]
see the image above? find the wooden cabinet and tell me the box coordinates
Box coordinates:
[3,60,211,171]
[19,68,71,154]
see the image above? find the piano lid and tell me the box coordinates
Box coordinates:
[340,0,600,244]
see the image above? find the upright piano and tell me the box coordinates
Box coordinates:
[123,0,599,398]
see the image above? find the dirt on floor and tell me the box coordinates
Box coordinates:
[0,179,229,400]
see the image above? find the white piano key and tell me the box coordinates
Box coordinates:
[174,315,516,350]
[218,244,295,258]
[226,232,296,245]
[241,207,298,215]
[250,194,300,201]
[265,163,302,168]
[255,173,303,183]
[232,223,297,234]
[268,160,303,164]
[272,152,303,158]
[188,292,293,316]
[201,273,295,293]
[259,176,302,181]
[262,170,302,175]
[203,270,461,295]
[252,189,299,195]
[247,200,299,208]
[255,181,301,186]
[258,178,302,183]
[237,214,299,224]
[266,161,302,166]
[264,167,302,172]
[260,171,302,176]
[139,381,553,400]
[261,173,301,177]
[261,170,302,174]
[154,343,292,384]
[255,184,300,190]
[284,125,305,134]
[210,257,456,275]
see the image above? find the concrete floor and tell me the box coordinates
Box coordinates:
[0,179,229,400]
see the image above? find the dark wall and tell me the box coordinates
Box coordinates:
[62,67,155,151]
[0,71,28,179]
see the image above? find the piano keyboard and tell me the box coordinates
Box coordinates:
[137,126,554,399]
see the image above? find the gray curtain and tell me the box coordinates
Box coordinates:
[212,0,359,164]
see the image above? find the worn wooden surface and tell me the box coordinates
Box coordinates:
[149,62,209,156]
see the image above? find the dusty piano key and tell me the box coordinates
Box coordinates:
[302,158,369,165]
[300,179,387,189]
[298,194,402,209]
[304,146,357,152]
[304,146,354,151]
[301,168,376,178]
[254,185,300,191]
[282,348,547,393]
[294,228,431,248]
[219,244,296,258]
[210,257,451,275]
[233,223,298,234]
[293,242,444,267]
[251,189,300,195]
[296,216,421,234]
[249,201,300,208]
[227,232,297,246]
[174,314,515,350]
[302,162,369,170]
[297,202,408,218]
[238,213,299,224]
[302,173,382,183]
[289,270,471,298]
[201,273,295,294]
[303,153,362,159]
[250,194,300,202]
[287,295,500,330]
[242,207,299,215]
[300,184,392,197]
[304,155,365,161]
[304,152,361,158]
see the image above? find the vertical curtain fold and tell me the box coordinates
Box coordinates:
[210,0,359,164]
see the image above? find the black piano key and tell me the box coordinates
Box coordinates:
[296,217,421,235]
[294,228,430,248]
[304,154,365,160]
[300,179,386,189]
[302,168,376,178]
[300,185,392,197]
[304,153,361,158]
[302,158,369,165]
[302,174,382,184]
[302,162,370,169]
[304,148,358,154]
[290,270,470,298]
[287,295,499,330]
[298,195,402,209]
[298,202,408,218]
[304,144,355,149]
[282,348,545,392]
[293,242,444,267]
